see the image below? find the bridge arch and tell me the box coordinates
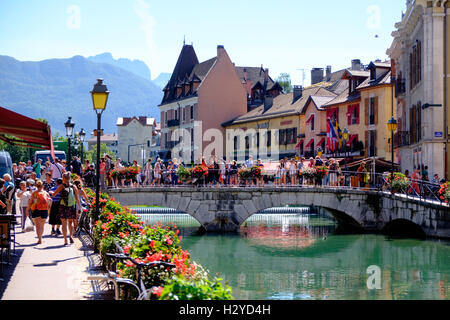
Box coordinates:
[107,187,450,237]
[382,219,426,240]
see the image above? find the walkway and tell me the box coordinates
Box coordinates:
[0,223,107,300]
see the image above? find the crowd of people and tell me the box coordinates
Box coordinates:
[1,153,446,246]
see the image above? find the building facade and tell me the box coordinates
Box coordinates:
[159,44,248,164]
[116,116,158,165]
[87,133,118,158]
[387,0,450,179]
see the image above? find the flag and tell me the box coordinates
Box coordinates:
[327,119,339,152]
[336,122,343,150]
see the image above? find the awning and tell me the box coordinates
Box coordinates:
[346,134,358,147]
[306,114,315,124]
[305,138,314,149]
[0,106,54,158]
[317,137,325,147]
[295,140,304,149]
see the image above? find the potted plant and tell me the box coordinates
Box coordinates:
[177,166,192,184]
[439,182,450,203]
[386,172,411,194]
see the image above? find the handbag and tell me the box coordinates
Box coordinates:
[24,216,34,232]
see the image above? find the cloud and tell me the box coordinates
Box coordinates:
[134,0,160,79]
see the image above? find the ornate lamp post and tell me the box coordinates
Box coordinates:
[342,128,349,185]
[79,128,86,163]
[65,116,75,166]
[91,79,109,223]
[387,117,398,177]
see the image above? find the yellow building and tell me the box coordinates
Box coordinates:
[321,61,396,161]
[223,85,336,162]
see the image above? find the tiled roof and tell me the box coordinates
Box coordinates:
[87,133,117,143]
[357,70,392,90]
[322,89,361,108]
[117,116,155,127]
[224,86,336,125]
[309,95,337,111]
[235,66,277,90]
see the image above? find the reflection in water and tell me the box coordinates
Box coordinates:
[136,211,450,300]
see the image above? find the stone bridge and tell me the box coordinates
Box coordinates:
[107,187,450,238]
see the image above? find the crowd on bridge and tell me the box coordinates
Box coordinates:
[1,153,449,246]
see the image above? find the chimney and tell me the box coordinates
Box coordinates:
[264,96,273,113]
[351,59,361,70]
[326,66,332,81]
[243,68,248,82]
[217,45,225,57]
[293,85,303,103]
[311,68,324,85]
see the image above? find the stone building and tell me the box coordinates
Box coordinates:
[116,116,158,165]
[87,133,118,158]
[387,0,450,179]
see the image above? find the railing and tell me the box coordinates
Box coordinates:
[105,169,448,207]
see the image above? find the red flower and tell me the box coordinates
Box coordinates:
[150,240,156,248]
[152,286,164,297]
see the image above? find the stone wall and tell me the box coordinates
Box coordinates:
[107,187,450,237]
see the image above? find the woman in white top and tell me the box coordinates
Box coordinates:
[289,160,297,186]
[114,158,124,188]
[17,181,32,230]
[280,162,287,186]
[144,159,153,186]
[153,161,161,187]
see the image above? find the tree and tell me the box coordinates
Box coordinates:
[0,140,28,163]
[276,73,293,93]
[84,143,115,163]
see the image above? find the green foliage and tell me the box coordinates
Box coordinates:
[0,140,29,163]
[276,73,293,93]
[159,275,233,300]
[85,143,115,163]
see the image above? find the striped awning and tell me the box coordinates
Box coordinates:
[305,138,314,149]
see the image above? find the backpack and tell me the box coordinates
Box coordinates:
[61,184,76,207]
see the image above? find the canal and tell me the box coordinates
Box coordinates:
[132,208,450,300]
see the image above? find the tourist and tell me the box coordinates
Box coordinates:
[83,164,96,188]
[225,158,232,185]
[289,159,297,186]
[230,160,238,186]
[131,160,141,188]
[357,162,368,189]
[48,179,63,236]
[0,179,6,215]
[171,158,179,186]
[113,158,123,188]
[50,158,64,180]
[280,161,287,186]
[297,158,305,186]
[33,158,43,179]
[329,159,338,187]
[245,155,254,169]
[25,160,34,174]
[275,165,281,187]
[70,156,82,176]
[73,180,89,231]
[2,174,15,214]
[219,158,226,186]
[43,160,52,176]
[104,155,114,187]
[26,179,51,245]
[409,167,421,196]
[98,158,107,191]
[256,159,265,187]
[16,181,31,230]
[51,172,82,246]
[43,172,56,192]
[143,159,153,186]
[422,165,429,182]
[154,160,161,187]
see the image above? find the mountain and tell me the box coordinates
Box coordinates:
[87,52,151,81]
[153,73,172,89]
[0,55,162,135]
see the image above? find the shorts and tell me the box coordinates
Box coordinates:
[32,210,48,219]
[58,205,77,220]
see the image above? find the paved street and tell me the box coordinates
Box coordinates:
[0,220,106,300]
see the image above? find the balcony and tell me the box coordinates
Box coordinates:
[167,119,180,128]
[394,131,410,148]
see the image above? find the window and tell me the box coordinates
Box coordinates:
[183,108,186,121]
[190,105,194,120]
[175,110,178,120]
[267,130,272,147]
[369,130,376,157]
[311,117,315,131]
[351,105,359,125]
[410,41,422,89]
[369,98,375,125]
[256,132,260,148]
[234,136,238,151]
[245,136,250,149]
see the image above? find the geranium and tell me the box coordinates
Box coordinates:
[439,182,450,203]
[192,165,206,179]
[387,172,411,191]
[315,166,328,179]
[238,168,251,180]
[251,166,262,178]
[301,167,317,179]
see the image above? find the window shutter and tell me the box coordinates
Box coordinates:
[365,99,369,126]
[364,131,369,158]
[347,105,352,125]
[373,130,377,157]
[356,104,360,124]
[374,97,379,125]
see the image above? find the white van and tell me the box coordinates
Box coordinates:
[34,150,66,164]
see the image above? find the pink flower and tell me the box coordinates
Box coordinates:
[152,286,164,297]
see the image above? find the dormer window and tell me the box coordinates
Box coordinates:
[370,67,376,82]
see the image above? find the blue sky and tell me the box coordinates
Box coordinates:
[0,0,405,85]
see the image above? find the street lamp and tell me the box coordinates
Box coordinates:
[91,79,109,223]
[342,128,349,185]
[79,128,86,163]
[65,116,75,167]
[387,117,398,176]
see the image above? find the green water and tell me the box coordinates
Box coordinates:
[136,212,450,300]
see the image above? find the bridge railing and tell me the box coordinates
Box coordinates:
[106,169,448,207]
